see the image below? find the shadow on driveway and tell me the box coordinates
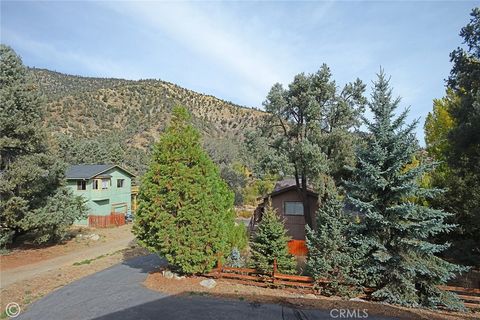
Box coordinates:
[17,254,166,320]
[17,254,400,320]
[89,292,400,320]
[121,251,163,273]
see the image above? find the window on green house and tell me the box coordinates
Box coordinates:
[93,180,99,190]
[101,179,109,190]
[117,179,124,188]
[77,180,86,190]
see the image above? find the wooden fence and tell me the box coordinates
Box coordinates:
[206,257,480,310]
[438,285,480,310]
[207,257,322,291]
[88,213,125,228]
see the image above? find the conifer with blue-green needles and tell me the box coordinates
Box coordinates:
[306,189,361,298]
[345,71,467,310]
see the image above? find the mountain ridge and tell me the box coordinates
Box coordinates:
[29,68,265,174]
[30,67,258,111]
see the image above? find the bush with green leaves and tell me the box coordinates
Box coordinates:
[0,45,87,247]
[306,189,361,297]
[133,106,237,274]
[228,223,248,251]
[250,201,296,274]
[19,188,87,244]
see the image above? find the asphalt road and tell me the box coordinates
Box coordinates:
[17,255,398,320]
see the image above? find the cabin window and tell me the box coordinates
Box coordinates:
[117,179,124,188]
[284,201,304,215]
[77,180,86,190]
[92,180,99,190]
[101,179,109,190]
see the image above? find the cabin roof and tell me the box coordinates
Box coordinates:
[264,179,317,199]
[65,164,135,180]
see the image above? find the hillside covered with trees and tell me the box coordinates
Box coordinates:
[30,68,266,177]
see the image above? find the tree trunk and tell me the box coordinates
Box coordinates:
[301,175,313,229]
[295,169,313,229]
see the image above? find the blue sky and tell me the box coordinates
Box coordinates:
[1,1,477,144]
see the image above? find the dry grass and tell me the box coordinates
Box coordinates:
[235,205,256,219]
[236,209,253,219]
[1,225,133,270]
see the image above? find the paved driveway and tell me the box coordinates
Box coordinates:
[17,255,398,320]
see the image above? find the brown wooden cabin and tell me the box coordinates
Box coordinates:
[250,179,319,242]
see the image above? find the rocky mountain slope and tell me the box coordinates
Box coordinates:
[30,68,265,174]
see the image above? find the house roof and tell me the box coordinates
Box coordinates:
[272,178,314,192]
[65,164,135,180]
[265,179,317,199]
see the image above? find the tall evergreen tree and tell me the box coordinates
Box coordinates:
[260,65,366,227]
[439,8,479,265]
[250,201,297,274]
[345,71,466,310]
[133,106,237,274]
[448,9,480,151]
[306,188,360,297]
[0,45,86,246]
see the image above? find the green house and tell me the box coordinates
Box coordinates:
[65,164,135,226]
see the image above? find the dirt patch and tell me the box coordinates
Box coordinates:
[144,271,478,320]
[0,244,149,317]
[0,225,133,270]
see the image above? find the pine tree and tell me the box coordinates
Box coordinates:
[306,189,360,297]
[0,45,86,247]
[133,106,237,274]
[345,71,466,310]
[250,201,296,274]
[261,65,366,227]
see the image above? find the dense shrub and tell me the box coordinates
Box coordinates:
[228,223,248,251]
[19,188,87,244]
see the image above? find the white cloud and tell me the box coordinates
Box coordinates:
[2,29,142,79]
[103,1,306,103]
